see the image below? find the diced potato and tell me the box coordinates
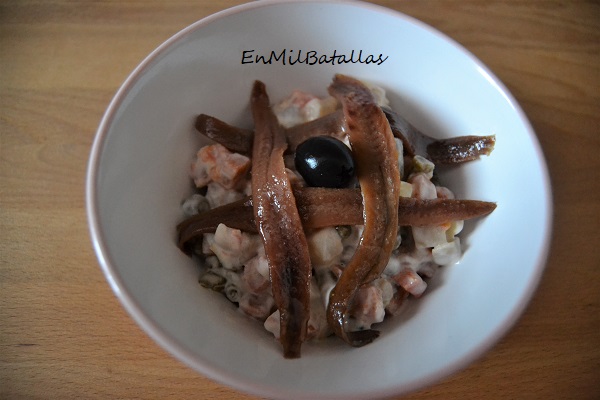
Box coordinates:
[348,284,385,331]
[307,227,343,266]
[446,220,464,241]
[205,182,245,208]
[409,172,437,199]
[411,155,435,180]
[303,96,338,121]
[190,144,250,189]
[399,181,413,198]
[210,224,260,271]
[412,225,449,249]
[393,269,427,297]
[432,237,462,265]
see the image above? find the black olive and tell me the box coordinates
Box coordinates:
[294,136,356,188]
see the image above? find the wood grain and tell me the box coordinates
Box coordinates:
[1,1,599,399]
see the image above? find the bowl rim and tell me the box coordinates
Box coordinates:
[85,0,553,399]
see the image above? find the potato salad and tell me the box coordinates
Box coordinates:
[177,75,496,358]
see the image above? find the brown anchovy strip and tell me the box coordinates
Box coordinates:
[293,187,362,229]
[285,110,347,151]
[426,135,496,164]
[397,197,496,225]
[177,196,255,254]
[195,114,254,156]
[383,107,496,164]
[250,81,311,359]
[176,187,365,247]
[326,74,401,347]
[381,107,422,157]
[176,188,496,251]
[195,110,346,156]
[197,108,494,165]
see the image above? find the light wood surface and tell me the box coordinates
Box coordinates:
[1,1,599,399]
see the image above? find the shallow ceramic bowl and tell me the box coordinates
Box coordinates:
[86,1,552,398]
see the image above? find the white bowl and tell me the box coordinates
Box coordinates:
[86,1,552,399]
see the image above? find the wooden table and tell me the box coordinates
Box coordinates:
[2,1,598,398]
